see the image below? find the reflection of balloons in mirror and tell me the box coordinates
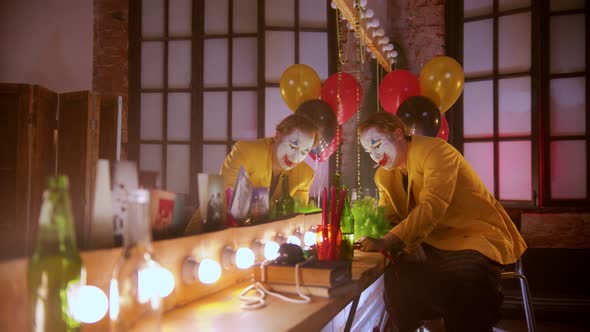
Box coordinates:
[320,72,362,125]
[309,126,341,163]
[295,100,338,162]
[419,56,464,113]
[437,114,449,141]
[396,96,441,137]
[280,64,321,111]
[379,70,420,115]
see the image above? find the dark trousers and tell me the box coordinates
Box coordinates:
[384,244,504,332]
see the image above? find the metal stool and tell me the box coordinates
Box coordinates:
[501,259,537,332]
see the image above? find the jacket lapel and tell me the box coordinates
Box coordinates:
[406,139,413,213]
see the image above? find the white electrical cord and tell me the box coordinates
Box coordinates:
[240,259,312,310]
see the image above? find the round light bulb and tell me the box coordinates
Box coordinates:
[69,285,108,324]
[304,231,316,247]
[286,235,301,246]
[364,8,374,18]
[330,1,337,9]
[155,266,175,298]
[264,241,280,260]
[373,28,385,37]
[198,258,222,284]
[137,261,161,304]
[236,247,255,269]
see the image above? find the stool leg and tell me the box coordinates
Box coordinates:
[515,274,536,332]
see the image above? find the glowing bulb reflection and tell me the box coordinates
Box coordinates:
[286,235,301,246]
[198,258,221,284]
[109,279,119,320]
[304,231,317,247]
[236,247,255,269]
[264,241,280,260]
[156,266,175,297]
[138,261,160,304]
[69,285,108,324]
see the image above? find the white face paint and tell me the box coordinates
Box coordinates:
[360,127,398,171]
[275,129,315,170]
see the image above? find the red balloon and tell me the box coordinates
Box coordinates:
[309,126,342,163]
[437,114,449,141]
[379,70,420,114]
[320,72,362,125]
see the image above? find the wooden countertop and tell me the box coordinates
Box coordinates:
[0,214,387,331]
[151,251,386,331]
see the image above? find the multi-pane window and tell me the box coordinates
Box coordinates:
[546,1,587,203]
[452,0,588,208]
[130,0,331,203]
[136,0,193,196]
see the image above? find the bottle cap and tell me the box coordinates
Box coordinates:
[47,175,69,189]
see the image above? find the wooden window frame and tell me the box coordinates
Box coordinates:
[445,1,589,209]
[129,0,337,205]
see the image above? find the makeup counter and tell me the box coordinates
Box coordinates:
[0,212,389,332]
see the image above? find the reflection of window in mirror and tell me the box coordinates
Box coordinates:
[128,0,334,240]
[447,1,588,208]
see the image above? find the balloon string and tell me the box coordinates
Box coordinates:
[376,61,380,112]
[355,20,362,193]
[335,8,344,175]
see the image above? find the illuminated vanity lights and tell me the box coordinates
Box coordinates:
[235,247,255,269]
[69,285,109,324]
[199,258,222,284]
[304,230,317,247]
[221,246,255,270]
[182,256,222,285]
[264,241,280,261]
[286,235,302,247]
[138,261,175,301]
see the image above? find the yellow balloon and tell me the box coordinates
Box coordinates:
[419,56,464,113]
[280,64,322,111]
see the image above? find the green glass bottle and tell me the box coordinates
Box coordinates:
[339,186,355,260]
[276,174,294,217]
[28,175,83,332]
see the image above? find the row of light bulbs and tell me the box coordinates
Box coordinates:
[68,227,317,325]
[330,0,399,63]
[183,227,317,285]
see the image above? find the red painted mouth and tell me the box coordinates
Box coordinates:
[379,154,389,167]
[283,155,295,168]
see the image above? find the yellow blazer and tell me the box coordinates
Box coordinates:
[375,135,527,265]
[220,138,315,204]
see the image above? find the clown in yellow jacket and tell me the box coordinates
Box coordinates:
[185,112,319,234]
[356,111,527,332]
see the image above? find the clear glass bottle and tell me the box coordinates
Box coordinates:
[339,186,355,260]
[28,175,84,332]
[109,189,162,332]
[275,174,294,217]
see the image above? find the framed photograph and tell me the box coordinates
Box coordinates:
[229,167,253,221]
[250,187,269,221]
[149,189,176,236]
[206,174,225,231]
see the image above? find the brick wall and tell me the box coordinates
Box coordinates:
[388,0,445,75]
[93,0,129,147]
[338,0,445,187]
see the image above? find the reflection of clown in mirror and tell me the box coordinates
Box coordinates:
[185,111,320,235]
[272,127,315,171]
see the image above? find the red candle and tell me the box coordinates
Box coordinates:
[321,187,328,226]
